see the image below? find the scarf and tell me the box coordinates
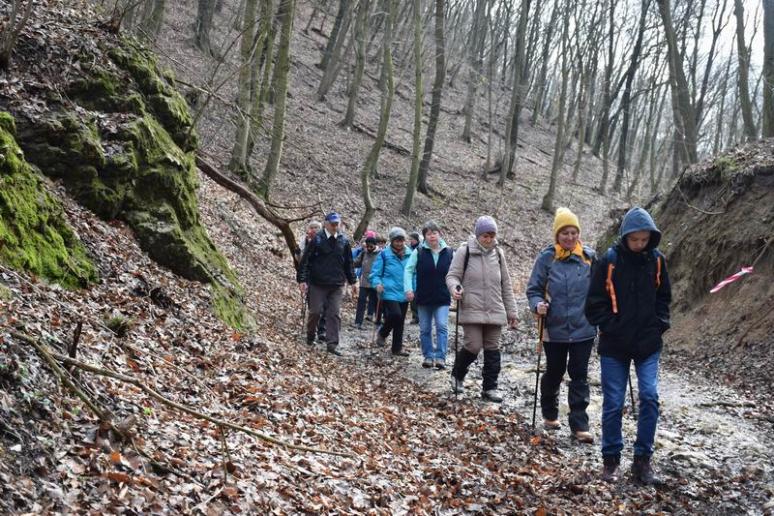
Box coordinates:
[554,242,591,265]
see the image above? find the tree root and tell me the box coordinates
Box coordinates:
[14,331,353,458]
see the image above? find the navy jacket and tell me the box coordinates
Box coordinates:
[585,208,672,361]
[297,231,357,287]
[526,244,596,343]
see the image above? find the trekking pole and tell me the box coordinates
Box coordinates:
[299,291,307,341]
[531,315,545,433]
[371,296,383,347]
[628,369,638,421]
[453,285,462,400]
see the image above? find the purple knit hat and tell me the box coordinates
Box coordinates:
[474,216,498,236]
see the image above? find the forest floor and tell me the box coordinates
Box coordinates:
[1,0,773,513]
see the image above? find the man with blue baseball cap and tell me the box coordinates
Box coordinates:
[297,212,358,356]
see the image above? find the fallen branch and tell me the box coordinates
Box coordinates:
[351,123,411,156]
[17,332,352,458]
[196,153,307,269]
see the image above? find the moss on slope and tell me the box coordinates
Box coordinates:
[0,112,97,288]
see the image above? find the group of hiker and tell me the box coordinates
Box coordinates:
[295,206,672,485]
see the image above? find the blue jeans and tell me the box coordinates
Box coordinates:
[417,304,449,360]
[600,352,660,458]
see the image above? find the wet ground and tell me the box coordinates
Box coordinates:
[322,303,774,514]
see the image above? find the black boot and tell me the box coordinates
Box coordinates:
[601,454,620,483]
[451,349,477,393]
[481,350,503,403]
[631,455,662,486]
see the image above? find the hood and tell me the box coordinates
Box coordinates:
[619,207,661,251]
[421,239,448,251]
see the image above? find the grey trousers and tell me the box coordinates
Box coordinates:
[307,284,344,348]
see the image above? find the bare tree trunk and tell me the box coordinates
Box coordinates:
[499,0,533,186]
[195,0,217,56]
[354,0,395,239]
[401,0,423,215]
[531,0,559,125]
[320,0,351,70]
[461,0,488,142]
[612,0,649,193]
[228,0,260,178]
[341,0,371,127]
[0,0,35,70]
[734,0,757,140]
[714,45,735,153]
[247,0,275,155]
[140,0,166,40]
[417,0,446,194]
[317,10,354,100]
[764,0,774,136]
[542,1,570,212]
[258,0,296,198]
[656,0,698,164]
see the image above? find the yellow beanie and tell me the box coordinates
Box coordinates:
[553,207,581,240]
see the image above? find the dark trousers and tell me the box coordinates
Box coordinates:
[540,339,593,432]
[354,287,377,325]
[307,284,344,348]
[379,301,408,353]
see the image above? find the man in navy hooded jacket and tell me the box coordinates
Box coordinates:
[585,207,672,485]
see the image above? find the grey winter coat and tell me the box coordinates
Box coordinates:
[526,244,596,343]
[446,237,518,325]
[354,250,379,288]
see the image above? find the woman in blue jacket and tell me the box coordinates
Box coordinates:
[526,208,596,443]
[370,227,412,356]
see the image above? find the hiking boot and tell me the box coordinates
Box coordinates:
[306,334,316,346]
[365,315,374,322]
[317,333,327,343]
[327,345,343,357]
[572,431,594,444]
[543,419,561,431]
[375,333,386,347]
[482,389,503,403]
[451,376,465,394]
[434,359,446,370]
[601,455,620,483]
[631,455,662,486]
[392,350,410,357]
[422,358,433,368]
[410,317,419,325]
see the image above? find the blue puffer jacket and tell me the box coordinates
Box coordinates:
[526,244,596,343]
[369,246,411,302]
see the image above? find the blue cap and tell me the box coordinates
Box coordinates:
[325,212,341,223]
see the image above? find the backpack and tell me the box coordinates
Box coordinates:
[604,247,663,315]
[461,244,501,280]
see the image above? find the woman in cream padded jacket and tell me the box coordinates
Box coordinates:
[446,215,518,403]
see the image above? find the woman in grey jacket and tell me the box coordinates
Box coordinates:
[526,208,595,443]
[447,216,518,403]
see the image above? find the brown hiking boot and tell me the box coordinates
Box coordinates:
[572,431,594,444]
[631,455,663,486]
[601,455,620,483]
[543,419,561,431]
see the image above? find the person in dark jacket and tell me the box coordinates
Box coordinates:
[526,207,595,444]
[296,220,327,342]
[297,212,358,356]
[585,207,672,485]
[408,231,421,324]
[353,236,379,329]
[405,221,453,369]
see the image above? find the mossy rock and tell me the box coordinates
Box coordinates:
[12,38,252,328]
[0,112,97,288]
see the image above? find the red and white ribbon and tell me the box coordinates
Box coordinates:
[710,266,754,293]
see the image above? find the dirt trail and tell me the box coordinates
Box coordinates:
[326,297,774,514]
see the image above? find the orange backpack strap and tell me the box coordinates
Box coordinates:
[655,254,662,289]
[605,262,619,315]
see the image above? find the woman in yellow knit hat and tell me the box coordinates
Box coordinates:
[525,207,596,443]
